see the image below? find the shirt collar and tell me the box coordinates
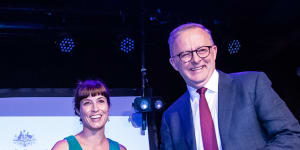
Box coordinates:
[205,69,219,93]
[187,70,219,101]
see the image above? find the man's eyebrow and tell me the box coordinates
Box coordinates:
[97,96,106,100]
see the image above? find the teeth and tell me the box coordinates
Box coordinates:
[192,66,203,70]
[90,114,101,119]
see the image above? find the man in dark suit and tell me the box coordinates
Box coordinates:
[160,23,300,150]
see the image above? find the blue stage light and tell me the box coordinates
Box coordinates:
[120,37,134,53]
[58,36,75,53]
[132,96,164,130]
[132,97,152,112]
[140,100,150,111]
[228,40,241,54]
[154,99,163,110]
[132,97,164,113]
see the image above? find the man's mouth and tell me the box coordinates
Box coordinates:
[191,65,205,71]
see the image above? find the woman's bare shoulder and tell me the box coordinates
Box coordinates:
[51,139,68,150]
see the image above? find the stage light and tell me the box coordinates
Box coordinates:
[140,100,150,111]
[132,97,164,113]
[154,99,163,110]
[132,97,151,130]
[228,40,241,54]
[132,97,163,130]
[132,96,164,130]
[55,33,76,53]
[59,37,75,53]
[132,97,152,112]
[120,37,134,53]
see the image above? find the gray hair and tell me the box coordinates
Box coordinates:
[168,23,214,56]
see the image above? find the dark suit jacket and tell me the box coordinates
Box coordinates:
[160,71,300,150]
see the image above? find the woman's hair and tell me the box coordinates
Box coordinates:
[74,79,110,116]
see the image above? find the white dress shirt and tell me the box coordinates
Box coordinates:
[187,70,222,150]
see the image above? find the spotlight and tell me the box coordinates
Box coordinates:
[228,40,241,54]
[140,100,150,110]
[55,33,76,53]
[132,97,152,112]
[132,97,164,113]
[59,37,75,53]
[120,37,134,53]
[132,96,164,130]
[154,99,163,110]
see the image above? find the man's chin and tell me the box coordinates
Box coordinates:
[188,80,206,88]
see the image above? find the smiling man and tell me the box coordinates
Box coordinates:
[160,23,300,150]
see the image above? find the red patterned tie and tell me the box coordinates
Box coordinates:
[197,88,218,150]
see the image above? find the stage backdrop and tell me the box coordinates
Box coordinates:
[0,96,149,150]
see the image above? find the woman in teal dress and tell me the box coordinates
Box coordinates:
[52,80,126,150]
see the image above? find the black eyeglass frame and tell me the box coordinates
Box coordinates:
[171,45,214,63]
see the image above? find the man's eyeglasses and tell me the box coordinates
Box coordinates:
[171,46,213,63]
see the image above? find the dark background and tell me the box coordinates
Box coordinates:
[0,0,299,127]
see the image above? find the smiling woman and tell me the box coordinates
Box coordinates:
[51,80,126,150]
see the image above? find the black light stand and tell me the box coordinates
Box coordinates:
[138,0,159,149]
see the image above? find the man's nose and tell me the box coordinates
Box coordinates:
[191,51,201,63]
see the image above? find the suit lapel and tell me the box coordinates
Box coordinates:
[178,92,197,150]
[176,71,236,150]
[217,71,236,147]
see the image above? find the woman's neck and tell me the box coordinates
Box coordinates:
[76,128,107,147]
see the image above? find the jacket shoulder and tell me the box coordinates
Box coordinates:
[229,71,264,78]
[163,92,189,116]
[229,71,270,84]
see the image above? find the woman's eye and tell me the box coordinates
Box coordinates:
[83,101,91,105]
[98,99,105,103]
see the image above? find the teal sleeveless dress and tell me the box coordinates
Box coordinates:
[64,135,120,150]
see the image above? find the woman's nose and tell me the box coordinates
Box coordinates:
[91,104,99,112]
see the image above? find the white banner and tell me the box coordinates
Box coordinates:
[0,96,149,150]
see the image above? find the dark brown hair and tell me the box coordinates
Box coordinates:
[74,80,110,116]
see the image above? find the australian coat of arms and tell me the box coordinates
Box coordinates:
[13,130,36,147]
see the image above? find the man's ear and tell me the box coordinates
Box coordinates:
[169,58,179,71]
[212,45,218,60]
